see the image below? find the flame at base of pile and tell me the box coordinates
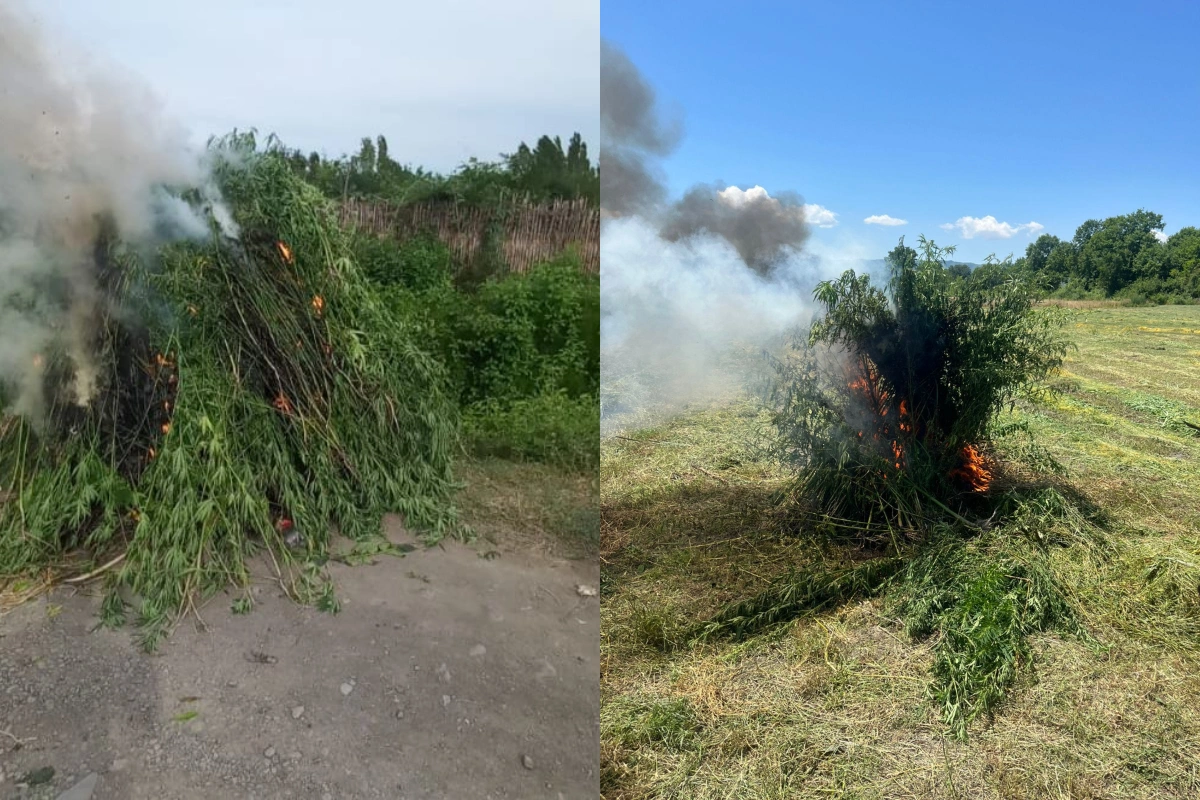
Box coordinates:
[952,444,992,493]
[843,356,992,495]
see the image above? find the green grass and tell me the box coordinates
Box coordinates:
[464,392,599,472]
[601,305,1200,799]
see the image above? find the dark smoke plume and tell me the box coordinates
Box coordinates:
[601,41,848,433]
[660,184,811,276]
[599,40,682,216]
[599,40,810,276]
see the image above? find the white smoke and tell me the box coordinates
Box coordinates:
[600,214,867,433]
[599,40,879,432]
[0,0,236,418]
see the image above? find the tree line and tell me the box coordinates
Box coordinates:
[1001,210,1200,303]
[282,132,599,208]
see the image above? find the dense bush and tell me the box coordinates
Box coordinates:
[353,233,455,294]
[464,393,599,470]
[353,234,599,470]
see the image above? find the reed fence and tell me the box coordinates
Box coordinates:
[339,197,599,274]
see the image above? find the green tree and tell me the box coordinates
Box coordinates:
[1165,226,1200,296]
[1021,234,1063,286]
[1080,209,1165,294]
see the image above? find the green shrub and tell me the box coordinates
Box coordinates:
[372,247,598,408]
[463,393,599,471]
[1048,280,1107,301]
[359,232,598,469]
[351,232,453,293]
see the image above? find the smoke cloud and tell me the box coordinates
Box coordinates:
[0,1,234,419]
[599,40,682,216]
[660,184,811,277]
[600,40,850,433]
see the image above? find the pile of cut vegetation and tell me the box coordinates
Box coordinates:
[698,237,1108,737]
[0,136,458,645]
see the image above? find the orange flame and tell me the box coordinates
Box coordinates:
[274,393,294,416]
[847,361,906,468]
[952,444,992,492]
[848,361,991,490]
[277,241,294,264]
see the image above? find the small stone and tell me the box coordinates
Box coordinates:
[264,747,276,759]
[441,694,451,708]
[469,644,486,657]
[21,766,55,786]
[575,584,597,597]
[340,683,354,696]
[291,705,305,719]
[395,710,404,719]
[521,754,535,770]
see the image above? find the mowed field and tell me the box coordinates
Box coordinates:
[600,305,1200,799]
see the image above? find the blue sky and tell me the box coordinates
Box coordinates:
[27,0,598,172]
[602,0,1200,262]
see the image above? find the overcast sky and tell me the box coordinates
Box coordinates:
[29,0,599,172]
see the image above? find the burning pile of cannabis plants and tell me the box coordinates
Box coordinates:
[0,136,458,642]
[768,236,1069,538]
[700,238,1096,737]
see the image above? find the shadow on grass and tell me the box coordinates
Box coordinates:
[604,460,1126,740]
[689,475,1118,738]
[601,475,793,573]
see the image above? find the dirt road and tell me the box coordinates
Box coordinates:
[0,521,599,799]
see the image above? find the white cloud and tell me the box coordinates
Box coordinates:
[1153,230,1168,243]
[802,203,839,228]
[864,214,906,226]
[717,185,773,207]
[941,215,1044,240]
[715,186,838,228]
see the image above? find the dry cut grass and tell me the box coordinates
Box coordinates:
[600,305,1200,799]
